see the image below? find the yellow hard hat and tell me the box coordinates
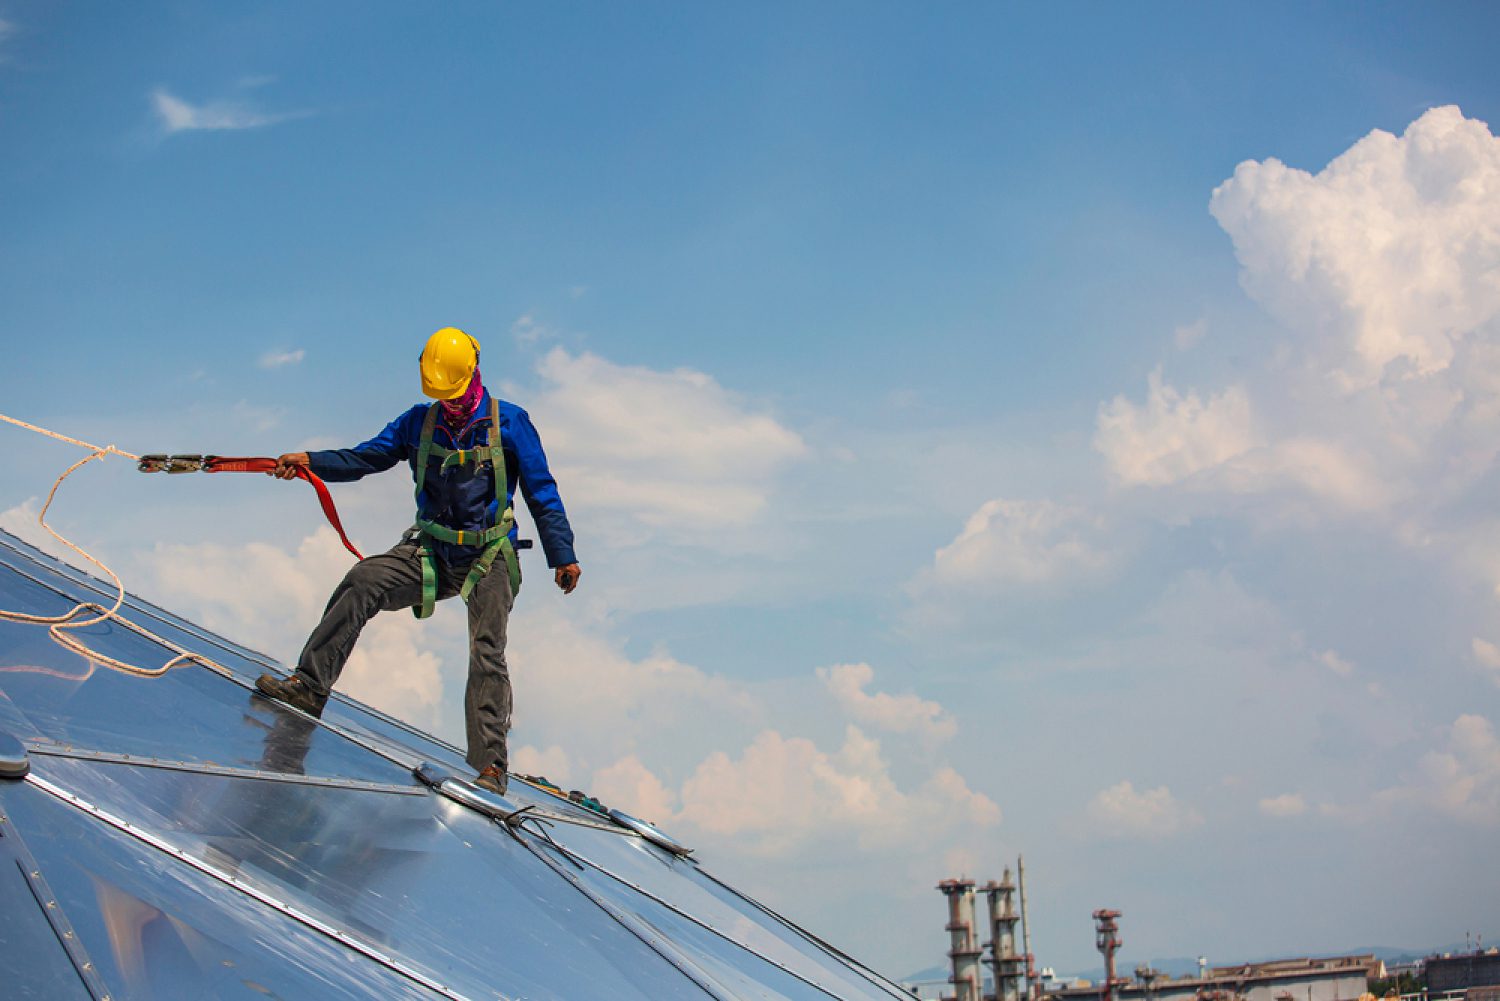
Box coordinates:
[419,327,481,400]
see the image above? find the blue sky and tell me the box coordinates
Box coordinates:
[3,1,1499,980]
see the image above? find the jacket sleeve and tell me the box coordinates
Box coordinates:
[508,408,577,568]
[306,409,415,483]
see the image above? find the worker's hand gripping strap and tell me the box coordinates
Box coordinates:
[195,456,364,561]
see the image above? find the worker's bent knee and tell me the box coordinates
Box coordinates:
[343,553,419,597]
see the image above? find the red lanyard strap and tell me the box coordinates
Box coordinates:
[203,457,364,561]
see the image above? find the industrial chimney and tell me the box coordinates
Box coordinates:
[1093,909,1122,1001]
[938,879,983,1001]
[982,869,1023,1001]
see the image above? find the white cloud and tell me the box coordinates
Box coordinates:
[511,744,574,785]
[1406,714,1500,825]
[672,726,1000,857]
[1096,370,1260,487]
[817,663,957,743]
[509,616,998,861]
[1174,318,1207,351]
[508,603,758,767]
[1472,638,1500,688]
[922,498,1114,591]
[523,348,807,540]
[1095,371,1388,510]
[1085,780,1203,839]
[338,614,444,730]
[151,86,310,134]
[230,400,286,433]
[1211,105,1500,387]
[591,754,678,825]
[510,314,554,345]
[259,349,305,369]
[1091,107,1500,531]
[0,498,59,557]
[1320,650,1355,678]
[1258,793,1307,818]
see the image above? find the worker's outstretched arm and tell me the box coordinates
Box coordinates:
[508,407,579,593]
[300,408,420,483]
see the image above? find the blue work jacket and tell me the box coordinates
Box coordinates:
[308,391,576,569]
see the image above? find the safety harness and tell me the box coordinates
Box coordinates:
[410,399,521,619]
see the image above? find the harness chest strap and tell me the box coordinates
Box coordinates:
[411,400,521,619]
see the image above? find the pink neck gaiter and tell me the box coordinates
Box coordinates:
[440,366,484,433]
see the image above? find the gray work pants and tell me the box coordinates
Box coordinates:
[293,539,515,774]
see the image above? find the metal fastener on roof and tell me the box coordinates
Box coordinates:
[0,730,29,779]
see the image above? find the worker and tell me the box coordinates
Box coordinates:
[255,328,579,796]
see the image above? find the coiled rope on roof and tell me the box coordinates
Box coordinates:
[0,412,213,677]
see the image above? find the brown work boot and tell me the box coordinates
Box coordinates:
[254,673,327,718]
[475,764,508,796]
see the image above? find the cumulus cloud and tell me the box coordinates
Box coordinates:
[1397,714,1500,825]
[1211,105,1500,387]
[1320,650,1355,678]
[1085,780,1203,839]
[1096,371,1388,510]
[1093,107,1500,528]
[259,349,305,369]
[917,497,1115,597]
[508,603,758,767]
[1472,638,1500,688]
[817,663,957,743]
[523,348,807,541]
[672,726,1000,857]
[1174,318,1208,351]
[1258,793,1307,818]
[0,498,64,558]
[1096,370,1260,487]
[591,754,678,825]
[510,314,554,345]
[152,87,310,134]
[511,744,574,785]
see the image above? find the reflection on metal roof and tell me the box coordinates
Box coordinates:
[0,530,908,1000]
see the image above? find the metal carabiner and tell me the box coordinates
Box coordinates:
[165,454,207,474]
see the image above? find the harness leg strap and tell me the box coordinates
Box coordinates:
[415,546,438,620]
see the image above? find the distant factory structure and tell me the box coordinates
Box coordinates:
[1046,955,1383,1001]
[1428,951,1500,1000]
[918,861,1499,1001]
[914,868,1440,1001]
[937,868,1028,1001]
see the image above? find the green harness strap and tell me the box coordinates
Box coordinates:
[411,399,521,620]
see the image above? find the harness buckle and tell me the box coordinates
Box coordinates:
[137,454,169,474]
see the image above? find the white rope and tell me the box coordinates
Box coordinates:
[0,411,208,677]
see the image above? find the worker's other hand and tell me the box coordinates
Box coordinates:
[272,453,310,480]
[554,564,581,595]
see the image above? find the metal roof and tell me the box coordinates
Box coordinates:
[0,530,908,1000]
